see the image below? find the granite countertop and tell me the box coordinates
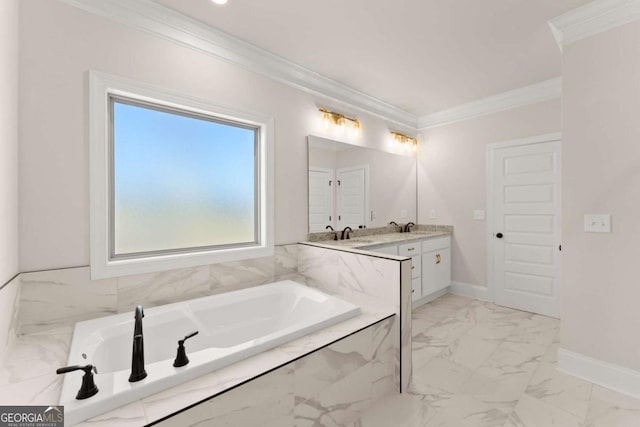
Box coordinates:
[307,230,452,252]
[329,231,450,250]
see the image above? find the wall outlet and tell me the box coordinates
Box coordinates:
[473,210,485,221]
[584,214,611,233]
[400,210,407,218]
[428,209,436,219]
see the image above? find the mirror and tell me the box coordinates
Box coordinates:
[307,135,417,232]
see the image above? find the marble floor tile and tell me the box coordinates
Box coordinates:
[412,304,456,323]
[353,292,640,427]
[585,385,640,427]
[352,393,436,427]
[438,333,501,370]
[426,393,514,427]
[504,394,584,427]
[525,360,593,419]
[411,357,474,394]
[453,299,494,325]
[430,293,473,310]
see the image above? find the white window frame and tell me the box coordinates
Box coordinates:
[89,71,274,279]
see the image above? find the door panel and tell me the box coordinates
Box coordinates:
[492,140,560,317]
[308,168,333,232]
[336,166,367,229]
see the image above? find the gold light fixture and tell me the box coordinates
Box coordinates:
[319,109,361,135]
[391,131,418,152]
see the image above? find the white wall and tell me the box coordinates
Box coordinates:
[0,0,19,285]
[561,21,640,372]
[417,99,561,286]
[18,0,400,271]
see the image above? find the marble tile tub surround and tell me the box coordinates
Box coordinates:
[351,295,640,427]
[155,316,396,427]
[0,310,395,426]
[15,244,299,335]
[298,242,412,392]
[308,223,454,243]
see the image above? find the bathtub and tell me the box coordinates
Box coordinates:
[59,280,361,425]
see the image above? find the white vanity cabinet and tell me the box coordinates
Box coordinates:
[369,236,451,307]
[421,237,451,297]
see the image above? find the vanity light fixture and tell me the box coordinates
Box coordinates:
[211,0,228,5]
[319,109,360,136]
[391,131,418,152]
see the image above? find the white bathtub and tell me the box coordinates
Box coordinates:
[59,280,360,425]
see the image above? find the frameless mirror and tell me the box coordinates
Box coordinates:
[307,135,417,232]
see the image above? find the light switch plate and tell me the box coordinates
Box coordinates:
[401,210,407,218]
[584,214,611,233]
[428,209,436,219]
[473,210,485,221]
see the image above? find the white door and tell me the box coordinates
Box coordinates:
[491,138,561,317]
[336,166,368,229]
[308,167,334,232]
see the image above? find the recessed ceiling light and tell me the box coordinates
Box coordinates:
[211,0,228,5]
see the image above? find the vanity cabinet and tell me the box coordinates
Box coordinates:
[369,236,451,307]
[421,237,451,297]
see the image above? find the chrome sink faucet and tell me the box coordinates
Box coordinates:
[129,305,147,382]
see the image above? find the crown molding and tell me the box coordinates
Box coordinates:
[549,0,640,48]
[57,0,417,128]
[417,77,562,130]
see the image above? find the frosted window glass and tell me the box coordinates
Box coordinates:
[111,99,258,256]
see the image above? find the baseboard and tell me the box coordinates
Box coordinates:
[558,348,640,399]
[448,281,490,301]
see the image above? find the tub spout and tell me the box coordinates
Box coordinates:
[128,305,147,382]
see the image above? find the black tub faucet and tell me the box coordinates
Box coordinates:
[325,225,334,231]
[129,305,147,382]
[341,226,353,240]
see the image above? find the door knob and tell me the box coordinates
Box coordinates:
[496,233,503,239]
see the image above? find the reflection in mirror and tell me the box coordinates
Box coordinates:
[307,135,417,233]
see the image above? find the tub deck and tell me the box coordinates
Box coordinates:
[0,291,394,426]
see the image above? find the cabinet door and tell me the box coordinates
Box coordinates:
[422,247,452,295]
[412,277,422,301]
[421,249,439,295]
[411,255,421,279]
[434,247,451,291]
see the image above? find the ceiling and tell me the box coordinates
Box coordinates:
[154,0,591,116]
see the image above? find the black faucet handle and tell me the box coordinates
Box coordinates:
[174,331,199,368]
[56,364,99,400]
[180,330,199,344]
[56,364,97,375]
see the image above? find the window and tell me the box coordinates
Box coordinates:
[90,72,273,279]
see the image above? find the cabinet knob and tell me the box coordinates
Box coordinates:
[412,289,415,293]
[435,253,441,264]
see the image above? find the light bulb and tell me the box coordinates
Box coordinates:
[211,0,228,5]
